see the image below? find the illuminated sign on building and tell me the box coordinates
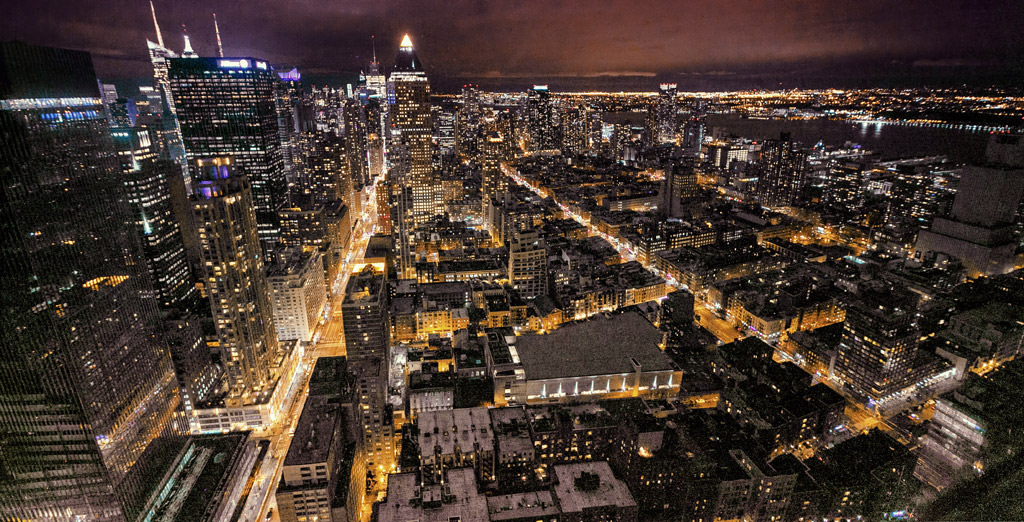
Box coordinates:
[218,59,250,69]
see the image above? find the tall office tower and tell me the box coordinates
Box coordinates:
[145,4,179,123]
[480,130,508,215]
[367,124,385,178]
[364,55,388,157]
[526,84,557,150]
[110,125,156,173]
[387,145,415,278]
[755,133,807,207]
[170,57,286,254]
[0,42,184,522]
[145,88,186,165]
[99,83,118,124]
[364,52,387,102]
[100,81,118,105]
[456,83,482,161]
[107,97,137,127]
[662,160,698,218]
[138,85,163,115]
[434,105,456,155]
[341,97,369,187]
[496,109,518,159]
[303,133,348,206]
[508,229,549,299]
[915,134,1024,278]
[190,157,281,403]
[376,173,392,230]
[680,116,705,155]
[834,287,920,403]
[351,359,395,470]
[823,160,865,208]
[276,67,303,183]
[389,34,437,226]
[651,83,678,145]
[124,159,198,310]
[160,314,221,419]
[560,105,588,156]
[342,266,390,363]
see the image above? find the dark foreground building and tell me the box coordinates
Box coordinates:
[0,42,184,521]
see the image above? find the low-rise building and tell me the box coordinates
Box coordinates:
[377,468,488,522]
[493,312,679,406]
[551,461,638,522]
[417,407,496,482]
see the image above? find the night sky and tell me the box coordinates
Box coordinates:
[3,0,1022,91]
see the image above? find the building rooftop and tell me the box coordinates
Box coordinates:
[284,395,339,466]
[343,267,384,305]
[141,433,254,522]
[378,468,487,522]
[487,490,559,520]
[551,461,637,513]
[513,312,671,380]
[267,248,317,279]
[417,407,494,456]
[489,407,534,457]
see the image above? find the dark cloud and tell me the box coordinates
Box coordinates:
[2,0,1022,91]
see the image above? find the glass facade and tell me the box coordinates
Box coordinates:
[169,57,287,254]
[0,41,184,521]
[123,159,197,310]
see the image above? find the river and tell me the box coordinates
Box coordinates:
[706,114,993,164]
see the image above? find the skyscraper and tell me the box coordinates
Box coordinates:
[109,125,156,173]
[170,57,287,253]
[388,34,437,226]
[123,159,198,310]
[341,97,369,190]
[755,133,807,208]
[145,1,188,171]
[342,267,393,470]
[914,134,1024,278]
[651,83,678,145]
[190,157,281,403]
[275,67,303,182]
[342,266,390,364]
[480,129,508,214]
[457,83,482,161]
[560,105,588,156]
[508,228,549,299]
[662,159,698,218]
[526,84,557,150]
[0,41,183,521]
[834,287,920,403]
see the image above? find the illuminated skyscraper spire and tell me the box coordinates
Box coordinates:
[149,0,164,48]
[181,24,197,58]
[213,12,224,57]
[394,33,422,72]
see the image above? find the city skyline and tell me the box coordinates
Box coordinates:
[2,4,1024,521]
[2,1,1023,91]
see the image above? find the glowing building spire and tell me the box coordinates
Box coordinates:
[371,34,378,65]
[149,0,164,48]
[181,24,197,58]
[400,33,413,49]
[213,13,224,57]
